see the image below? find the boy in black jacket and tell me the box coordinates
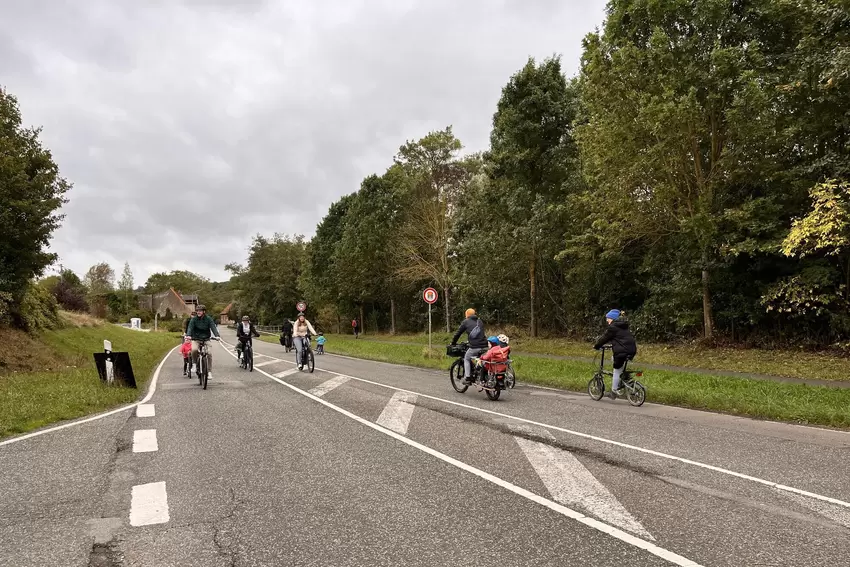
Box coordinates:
[593,309,637,398]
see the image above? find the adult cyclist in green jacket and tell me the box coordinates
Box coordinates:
[185,304,221,373]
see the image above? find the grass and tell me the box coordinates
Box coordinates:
[0,314,181,439]
[316,331,850,383]
[259,333,850,428]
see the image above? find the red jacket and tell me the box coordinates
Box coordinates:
[180,342,192,357]
[480,345,510,373]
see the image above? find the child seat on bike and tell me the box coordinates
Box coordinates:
[479,336,510,376]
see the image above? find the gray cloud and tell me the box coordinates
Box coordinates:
[1,0,605,283]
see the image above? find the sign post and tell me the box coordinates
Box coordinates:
[296,301,307,313]
[423,288,438,352]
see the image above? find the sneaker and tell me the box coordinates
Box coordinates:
[183,371,187,376]
[298,365,303,371]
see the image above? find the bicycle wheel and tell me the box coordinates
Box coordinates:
[247,347,253,372]
[588,372,605,400]
[450,359,468,393]
[505,365,516,389]
[197,357,204,386]
[485,382,501,401]
[307,351,315,373]
[627,381,646,407]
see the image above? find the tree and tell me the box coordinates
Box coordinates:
[486,56,581,336]
[84,262,115,318]
[394,127,469,331]
[0,88,70,326]
[54,269,88,312]
[118,262,134,314]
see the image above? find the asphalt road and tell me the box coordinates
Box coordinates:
[1,328,849,566]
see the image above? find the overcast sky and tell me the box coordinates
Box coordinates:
[2,0,607,284]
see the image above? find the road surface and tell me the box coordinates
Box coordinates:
[1,328,848,566]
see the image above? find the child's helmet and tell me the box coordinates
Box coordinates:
[487,335,499,345]
[497,334,509,345]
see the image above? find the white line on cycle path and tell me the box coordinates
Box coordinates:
[376,392,417,435]
[254,360,279,368]
[136,404,155,417]
[130,481,170,526]
[309,375,351,397]
[132,429,158,453]
[510,424,653,540]
[220,345,703,566]
[238,339,850,510]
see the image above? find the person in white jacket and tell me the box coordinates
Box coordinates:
[292,312,318,370]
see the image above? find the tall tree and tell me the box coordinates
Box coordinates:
[118,262,134,314]
[0,88,70,325]
[486,57,581,336]
[84,262,115,318]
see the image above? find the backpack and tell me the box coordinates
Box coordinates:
[468,320,483,341]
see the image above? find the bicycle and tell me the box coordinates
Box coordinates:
[447,343,513,400]
[587,345,646,406]
[239,339,254,372]
[295,336,315,373]
[194,337,220,390]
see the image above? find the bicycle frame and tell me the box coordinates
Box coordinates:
[596,345,642,390]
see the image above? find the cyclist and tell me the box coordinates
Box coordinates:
[183,310,197,334]
[236,315,260,363]
[593,309,637,399]
[280,318,293,349]
[185,304,221,374]
[293,312,318,370]
[316,332,326,354]
[450,308,487,384]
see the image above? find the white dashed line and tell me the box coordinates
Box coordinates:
[132,429,158,453]
[376,392,417,435]
[130,481,170,526]
[308,375,351,397]
[254,360,279,368]
[136,404,155,418]
[273,369,300,379]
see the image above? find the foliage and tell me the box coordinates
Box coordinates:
[0,88,70,324]
[15,281,60,332]
[53,269,88,312]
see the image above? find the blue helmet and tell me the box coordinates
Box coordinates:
[487,335,500,345]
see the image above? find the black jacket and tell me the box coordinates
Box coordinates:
[594,318,637,356]
[236,321,260,340]
[282,320,293,335]
[452,315,488,349]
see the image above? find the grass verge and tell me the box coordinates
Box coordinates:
[260,333,850,428]
[0,318,181,439]
[319,331,850,383]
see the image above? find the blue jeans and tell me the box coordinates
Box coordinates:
[464,347,485,380]
[295,336,310,364]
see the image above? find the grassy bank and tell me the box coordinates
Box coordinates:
[314,331,849,383]
[260,333,850,428]
[0,316,180,438]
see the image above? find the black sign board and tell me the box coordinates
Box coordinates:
[92,352,137,388]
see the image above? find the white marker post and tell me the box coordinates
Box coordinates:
[423,288,438,352]
[103,340,114,384]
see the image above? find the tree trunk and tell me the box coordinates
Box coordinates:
[359,304,365,336]
[702,268,714,339]
[529,255,538,337]
[443,286,450,333]
[390,298,396,335]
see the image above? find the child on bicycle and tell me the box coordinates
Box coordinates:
[181,336,192,377]
[593,309,637,399]
[477,335,510,375]
[316,333,326,354]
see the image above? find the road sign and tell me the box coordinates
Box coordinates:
[296,301,307,312]
[423,288,438,304]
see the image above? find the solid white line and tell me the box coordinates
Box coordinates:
[309,375,350,397]
[376,392,418,435]
[782,490,850,529]
[136,404,155,418]
[512,425,653,539]
[241,338,850,510]
[254,360,279,368]
[235,353,702,566]
[132,429,158,453]
[129,481,170,526]
[0,344,179,448]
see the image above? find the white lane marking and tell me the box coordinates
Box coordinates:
[228,349,702,566]
[132,429,158,453]
[512,424,653,539]
[273,369,300,379]
[298,369,850,511]
[130,481,170,526]
[782,490,850,529]
[0,344,178,448]
[254,360,279,368]
[136,404,155,418]
[309,375,351,397]
[236,338,850,510]
[376,392,417,435]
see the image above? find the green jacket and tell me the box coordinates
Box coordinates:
[186,314,220,341]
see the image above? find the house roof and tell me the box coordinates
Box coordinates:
[220,302,232,315]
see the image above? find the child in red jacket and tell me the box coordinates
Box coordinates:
[480,335,510,374]
[181,337,192,377]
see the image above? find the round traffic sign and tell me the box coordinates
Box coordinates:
[423,288,438,304]
[296,301,307,312]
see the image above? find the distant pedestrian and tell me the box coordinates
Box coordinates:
[316,332,326,354]
[352,318,359,338]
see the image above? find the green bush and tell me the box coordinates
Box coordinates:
[16,282,60,332]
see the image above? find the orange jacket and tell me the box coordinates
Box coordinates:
[480,345,510,373]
